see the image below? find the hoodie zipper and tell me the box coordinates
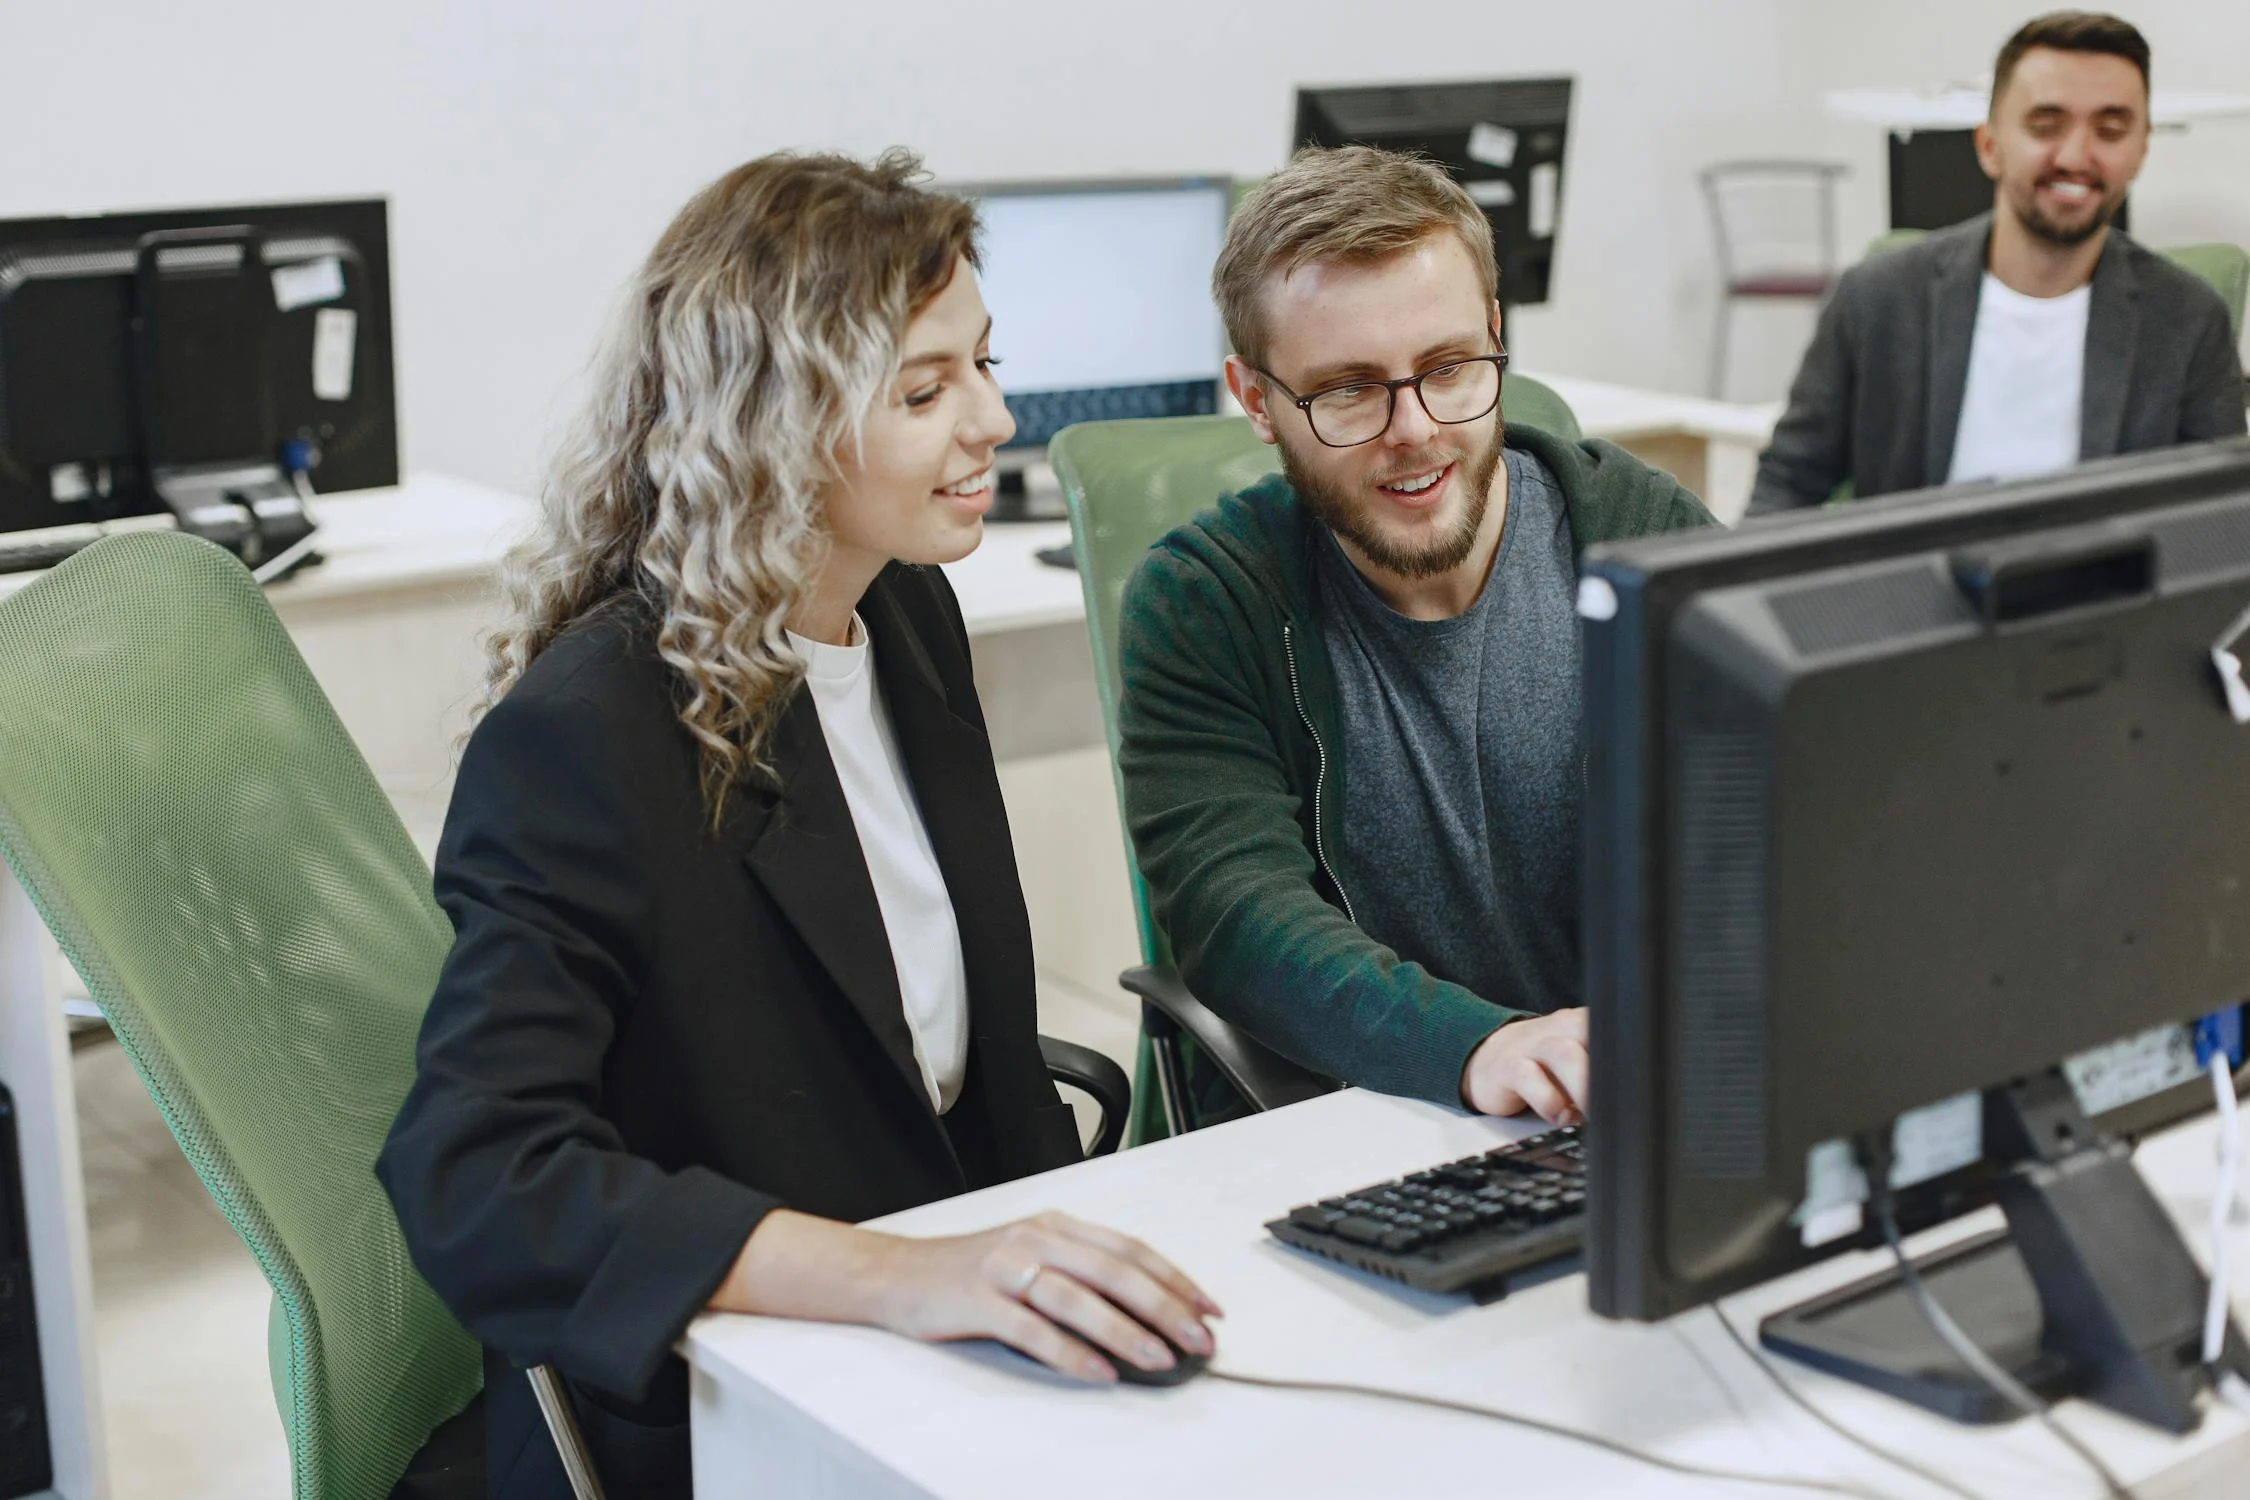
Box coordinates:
[1281,619,1358,928]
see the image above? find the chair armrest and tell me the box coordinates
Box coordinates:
[1120,965,1337,1114]
[1038,1035,1131,1158]
[527,1365,608,1500]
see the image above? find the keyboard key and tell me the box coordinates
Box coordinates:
[1330,1216,1393,1246]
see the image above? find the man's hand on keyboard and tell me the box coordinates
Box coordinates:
[1460,1008,1590,1124]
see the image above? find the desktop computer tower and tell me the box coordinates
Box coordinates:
[0,1081,53,1498]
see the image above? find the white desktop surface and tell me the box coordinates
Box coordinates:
[1530,372,1782,448]
[1824,86,2250,131]
[0,471,537,606]
[687,1089,2250,1498]
[939,519,1081,635]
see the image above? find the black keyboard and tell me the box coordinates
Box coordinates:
[1003,378,1220,448]
[1267,1125,1586,1299]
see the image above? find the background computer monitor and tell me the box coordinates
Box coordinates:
[1294,78,1572,309]
[1579,439,2250,1426]
[0,199,397,538]
[957,178,1230,454]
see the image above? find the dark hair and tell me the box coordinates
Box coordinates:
[1991,11,2151,107]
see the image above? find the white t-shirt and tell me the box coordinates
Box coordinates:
[787,617,969,1114]
[1946,273,2092,486]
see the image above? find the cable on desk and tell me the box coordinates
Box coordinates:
[1205,1366,1899,1499]
[1710,1302,1984,1500]
[1866,1186,2137,1500]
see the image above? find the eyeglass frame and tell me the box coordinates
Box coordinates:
[1251,347,1512,449]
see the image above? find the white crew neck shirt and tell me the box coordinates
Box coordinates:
[1946,273,2091,486]
[786,616,969,1114]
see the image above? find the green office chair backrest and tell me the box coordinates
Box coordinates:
[0,533,480,1500]
[1864,228,2248,341]
[1048,374,1582,960]
[2163,244,2249,341]
[1052,415,1274,960]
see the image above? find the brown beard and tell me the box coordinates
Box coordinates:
[2008,175,2126,249]
[1279,419,1505,581]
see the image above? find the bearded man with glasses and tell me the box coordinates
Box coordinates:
[1116,145,1712,1129]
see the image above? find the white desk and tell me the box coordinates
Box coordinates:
[687,1089,2250,1498]
[1529,372,1780,524]
[1824,86,2250,132]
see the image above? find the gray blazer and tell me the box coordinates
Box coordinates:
[1748,213,2246,515]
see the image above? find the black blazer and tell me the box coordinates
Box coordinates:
[376,563,1081,1500]
[1749,213,2247,515]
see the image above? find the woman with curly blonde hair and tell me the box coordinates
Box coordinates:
[378,151,1216,1500]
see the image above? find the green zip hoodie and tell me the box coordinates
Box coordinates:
[1115,424,1716,1107]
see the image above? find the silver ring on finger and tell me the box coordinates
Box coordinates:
[1007,1260,1044,1301]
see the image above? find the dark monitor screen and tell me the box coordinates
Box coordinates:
[1580,438,2250,1325]
[0,199,397,536]
[1293,78,1572,308]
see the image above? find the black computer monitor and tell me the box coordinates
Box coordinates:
[1580,439,2250,1430]
[1293,78,1571,308]
[0,199,397,558]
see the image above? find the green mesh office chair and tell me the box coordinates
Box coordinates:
[1051,377,1583,1143]
[0,530,1132,1498]
[2163,243,2249,341]
[0,531,601,1500]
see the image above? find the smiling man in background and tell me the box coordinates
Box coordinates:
[1749,10,2245,515]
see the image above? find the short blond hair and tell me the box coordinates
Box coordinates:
[1213,145,1498,370]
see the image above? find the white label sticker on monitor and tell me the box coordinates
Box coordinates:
[1467,180,1518,207]
[272,255,346,312]
[2064,1022,2199,1116]
[1890,1091,1981,1189]
[1529,163,1560,239]
[312,308,357,401]
[49,463,92,504]
[1467,122,1519,169]
[1797,1137,1867,1248]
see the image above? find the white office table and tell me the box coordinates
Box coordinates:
[1824,86,2250,132]
[687,1089,2250,1498]
[1529,372,1780,524]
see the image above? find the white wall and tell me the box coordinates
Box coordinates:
[3,0,1820,496]
[10,3,2238,499]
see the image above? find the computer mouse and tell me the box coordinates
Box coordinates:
[1109,1331,1211,1387]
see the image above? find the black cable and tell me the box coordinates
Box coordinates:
[1711,1302,1985,1500]
[1865,1186,2137,1500]
[1207,1366,1897,1499]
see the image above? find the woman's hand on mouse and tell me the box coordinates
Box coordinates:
[713,1207,1220,1384]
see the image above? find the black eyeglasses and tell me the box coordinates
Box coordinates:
[1256,349,1510,448]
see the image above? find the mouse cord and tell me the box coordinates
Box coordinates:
[1710,1302,1984,1500]
[1205,1366,1896,1499]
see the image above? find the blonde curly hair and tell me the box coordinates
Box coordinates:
[486,149,980,817]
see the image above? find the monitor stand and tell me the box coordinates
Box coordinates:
[1761,1071,2249,1433]
[150,461,320,576]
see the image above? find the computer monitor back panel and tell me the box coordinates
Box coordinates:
[960,179,1229,450]
[1581,439,2250,1320]
[0,199,397,534]
[1294,78,1571,307]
